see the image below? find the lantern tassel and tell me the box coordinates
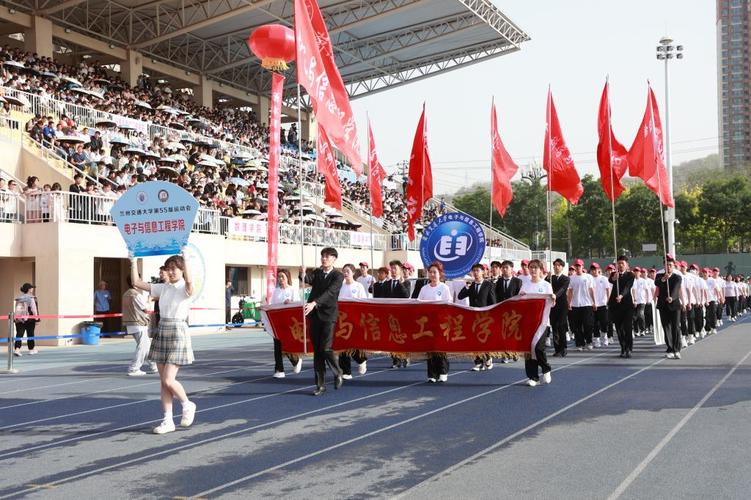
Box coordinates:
[261,58,289,72]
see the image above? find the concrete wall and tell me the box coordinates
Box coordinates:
[0,139,22,180]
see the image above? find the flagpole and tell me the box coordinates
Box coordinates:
[367,112,375,279]
[546,88,554,273]
[297,83,307,355]
[606,77,621,297]
[489,98,494,233]
[648,82,670,272]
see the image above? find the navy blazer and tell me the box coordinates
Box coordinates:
[303,268,344,322]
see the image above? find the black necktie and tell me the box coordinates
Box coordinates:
[391,280,396,293]
[474,283,479,294]
[504,279,509,292]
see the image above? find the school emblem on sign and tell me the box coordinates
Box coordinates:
[419,213,486,279]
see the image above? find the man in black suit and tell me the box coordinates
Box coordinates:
[69,173,85,222]
[548,258,571,357]
[372,267,390,298]
[656,256,683,359]
[300,247,345,396]
[459,263,497,370]
[609,255,635,358]
[385,260,410,368]
[495,260,522,303]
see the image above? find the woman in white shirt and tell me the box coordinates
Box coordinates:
[417,261,452,383]
[519,259,556,387]
[338,264,368,379]
[270,270,302,378]
[130,254,197,435]
[724,274,737,320]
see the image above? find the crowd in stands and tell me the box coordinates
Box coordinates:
[0,46,449,236]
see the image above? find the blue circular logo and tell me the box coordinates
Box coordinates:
[419,213,486,279]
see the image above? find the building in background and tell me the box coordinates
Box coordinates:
[718,0,751,168]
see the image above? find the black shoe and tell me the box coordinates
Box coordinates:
[313,386,326,396]
[619,351,625,358]
[401,359,409,368]
[561,351,567,357]
[334,375,343,390]
[625,351,632,358]
[552,352,561,357]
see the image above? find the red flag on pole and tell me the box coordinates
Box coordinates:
[294,0,362,175]
[628,83,673,207]
[266,73,284,304]
[368,120,386,218]
[317,127,342,210]
[490,98,518,218]
[405,103,433,241]
[543,89,583,204]
[596,80,629,202]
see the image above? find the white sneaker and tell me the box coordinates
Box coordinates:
[471,364,483,371]
[681,337,688,348]
[526,379,538,387]
[180,401,196,427]
[577,346,584,352]
[586,344,594,351]
[602,337,609,347]
[293,358,303,374]
[342,374,353,380]
[545,337,552,347]
[128,370,147,377]
[273,371,285,379]
[565,333,571,342]
[428,377,437,383]
[700,331,706,339]
[674,352,681,359]
[593,338,601,348]
[148,366,159,374]
[27,349,38,355]
[438,374,448,383]
[13,349,21,357]
[358,361,367,375]
[485,359,493,370]
[153,419,176,434]
[688,335,696,345]
[711,328,717,335]
[542,372,552,384]
[665,353,675,359]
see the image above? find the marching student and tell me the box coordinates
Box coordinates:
[417,261,452,383]
[632,267,648,337]
[123,276,157,376]
[724,274,737,321]
[692,265,708,339]
[656,256,683,359]
[299,247,345,396]
[494,260,522,363]
[518,259,531,284]
[521,259,556,387]
[356,262,375,297]
[713,268,725,326]
[645,268,657,336]
[703,268,719,336]
[549,258,570,357]
[372,267,390,298]
[590,263,611,347]
[489,260,503,285]
[270,270,302,379]
[608,256,635,358]
[338,264,368,379]
[567,259,596,351]
[385,260,411,368]
[678,261,695,347]
[458,263,496,371]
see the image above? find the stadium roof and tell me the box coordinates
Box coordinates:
[2,0,529,100]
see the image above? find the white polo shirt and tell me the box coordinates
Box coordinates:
[568,273,594,307]
[592,275,611,307]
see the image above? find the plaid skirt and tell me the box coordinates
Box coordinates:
[148,318,194,366]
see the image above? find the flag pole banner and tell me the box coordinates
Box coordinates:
[266,72,284,304]
[260,295,552,355]
[317,126,343,209]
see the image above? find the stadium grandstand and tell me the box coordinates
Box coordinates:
[0,0,531,342]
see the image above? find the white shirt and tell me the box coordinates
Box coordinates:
[520,279,553,296]
[706,277,718,302]
[270,287,296,305]
[592,275,611,307]
[724,280,737,297]
[645,278,656,303]
[697,278,709,305]
[568,273,594,307]
[151,279,191,320]
[339,281,367,300]
[633,277,648,305]
[417,282,452,303]
[356,274,374,297]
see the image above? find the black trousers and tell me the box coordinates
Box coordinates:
[273,338,300,373]
[14,320,36,350]
[634,304,646,333]
[705,301,717,331]
[645,303,654,330]
[680,307,695,337]
[716,302,723,321]
[660,306,682,353]
[426,354,449,379]
[309,315,341,388]
[693,305,705,334]
[593,306,608,337]
[726,297,737,318]
[570,306,594,347]
[225,306,232,325]
[611,304,633,353]
[550,307,568,355]
[339,350,368,375]
[525,331,551,381]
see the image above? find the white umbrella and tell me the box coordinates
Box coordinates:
[71,87,104,99]
[61,76,82,86]
[135,100,152,109]
[158,166,180,176]
[199,153,216,162]
[95,119,118,128]
[123,147,147,156]
[3,95,30,107]
[170,154,188,162]
[167,142,185,150]
[158,157,177,164]
[40,71,58,79]
[157,105,180,115]
[196,159,216,167]
[242,209,262,216]
[58,135,87,143]
[144,151,161,159]
[2,61,24,68]
[168,122,186,130]
[109,137,130,145]
[257,182,269,189]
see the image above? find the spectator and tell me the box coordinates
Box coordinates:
[94,280,113,334]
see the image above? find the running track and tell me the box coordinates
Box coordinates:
[1,319,751,499]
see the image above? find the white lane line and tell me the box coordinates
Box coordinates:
[189,352,611,499]
[606,346,751,500]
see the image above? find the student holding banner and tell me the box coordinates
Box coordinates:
[656,256,683,359]
[270,270,302,379]
[458,263,496,371]
[609,256,635,358]
[417,261,452,383]
[130,254,197,435]
[385,260,411,368]
[338,264,368,379]
[521,259,555,387]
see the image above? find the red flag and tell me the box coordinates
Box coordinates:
[405,104,433,241]
[266,73,284,304]
[490,99,518,218]
[368,120,386,218]
[317,127,342,210]
[295,0,362,175]
[596,80,629,202]
[543,89,583,204]
[628,83,673,207]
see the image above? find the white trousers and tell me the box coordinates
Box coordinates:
[127,325,156,372]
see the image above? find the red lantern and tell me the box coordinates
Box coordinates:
[248,24,296,72]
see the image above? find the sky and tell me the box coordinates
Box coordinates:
[348,0,718,196]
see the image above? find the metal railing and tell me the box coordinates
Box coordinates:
[531,250,568,263]
[0,117,22,143]
[0,191,23,223]
[23,135,102,187]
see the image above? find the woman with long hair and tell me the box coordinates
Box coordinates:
[270,269,302,378]
[338,263,368,379]
[130,254,196,434]
[417,261,452,383]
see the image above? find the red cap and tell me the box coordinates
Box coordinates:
[574,258,584,266]
[482,263,489,270]
[606,264,615,270]
[680,260,688,268]
[589,262,600,269]
[521,259,530,265]
[689,263,699,270]
[633,266,641,272]
[403,263,414,271]
[713,267,720,272]
[359,262,369,267]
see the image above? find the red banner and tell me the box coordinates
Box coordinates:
[405,104,433,241]
[266,73,284,304]
[260,295,551,355]
[543,89,583,205]
[368,119,386,218]
[294,0,362,175]
[317,126,343,210]
[490,98,518,218]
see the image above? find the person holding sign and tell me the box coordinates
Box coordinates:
[458,263,496,371]
[338,263,369,379]
[417,261,452,383]
[130,254,197,434]
[520,260,555,387]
